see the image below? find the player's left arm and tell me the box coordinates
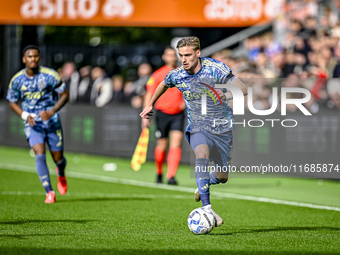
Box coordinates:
[223,77,247,100]
[214,76,247,101]
[212,61,247,101]
[40,89,69,121]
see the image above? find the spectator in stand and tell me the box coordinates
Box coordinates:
[90,66,113,108]
[132,62,153,97]
[123,79,139,107]
[62,61,79,104]
[290,19,304,36]
[244,36,262,62]
[271,51,286,77]
[128,62,153,108]
[77,65,92,104]
[293,36,310,57]
[304,16,318,38]
[254,52,275,78]
[111,74,125,103]
[327,81,340,110]
[317,46,338,78]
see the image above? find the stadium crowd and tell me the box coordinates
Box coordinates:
[210,0,340,113]
[53,0,340,113]
[3,0,335,113]
[57,61,152,109]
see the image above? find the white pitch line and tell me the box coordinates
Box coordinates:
[1,162,340,212]
[1,191,43,196]
[0,191,204,200]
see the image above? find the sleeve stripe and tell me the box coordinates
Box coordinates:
[167,67,183,77]
[202,59,231,76]
[40,66,61,82]
[8,70,25,89]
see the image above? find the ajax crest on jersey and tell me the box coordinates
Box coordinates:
[187,207,215,235]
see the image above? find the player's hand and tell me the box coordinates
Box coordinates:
[140,105,153,119]
[213,89,226,101]
[141,118,151,129]
[179,101,186,110]
[27,115,36,127]
[40,109,55,121]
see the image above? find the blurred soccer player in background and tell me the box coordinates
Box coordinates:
[6,45,69,203]
[142,46,185,185]
[140,36,247,227]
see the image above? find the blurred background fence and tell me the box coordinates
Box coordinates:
[1,0,340,179]
[1,101,339,179]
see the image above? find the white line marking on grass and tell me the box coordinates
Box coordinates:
[0,191,213,200]
[1,191,43,196]
[1,163,340,212]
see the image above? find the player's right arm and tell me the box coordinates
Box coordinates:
[141,90,153,128]
[7,74,36,126]
[140,81,168,119]
[9,102,36,127]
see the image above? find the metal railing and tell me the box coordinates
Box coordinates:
[200,22,272,58]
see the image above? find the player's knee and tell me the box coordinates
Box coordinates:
[219,178,228,183]
[54,156,63,163]
[194,144,209,159]
[32,144,45,155]
[196,153,209,159]
[51,151,63,163]
[156,138,168,151]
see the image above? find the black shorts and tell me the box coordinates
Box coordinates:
[155,110,185,138]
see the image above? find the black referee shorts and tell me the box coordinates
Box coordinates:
[155,110,185,139]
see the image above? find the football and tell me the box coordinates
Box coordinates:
[187,207,215,235]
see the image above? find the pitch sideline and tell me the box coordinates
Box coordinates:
[0,162,339,212]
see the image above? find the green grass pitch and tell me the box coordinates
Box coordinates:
[0,145,339,255]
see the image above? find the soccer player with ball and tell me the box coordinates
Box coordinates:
[140,36,247,230]
[6,45,69,203]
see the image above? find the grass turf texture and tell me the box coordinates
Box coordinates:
[0,146,339,255]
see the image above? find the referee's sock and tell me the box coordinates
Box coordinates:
[195,158,210,206]
[167,147,182,179]
[35,154,53,193]
[155,146,166,176]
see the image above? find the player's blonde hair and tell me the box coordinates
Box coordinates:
[176,36,201,51]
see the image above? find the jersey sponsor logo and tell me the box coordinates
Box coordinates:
[24,91,45,100]
[183,91,205,101]
[182,83,223,105]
